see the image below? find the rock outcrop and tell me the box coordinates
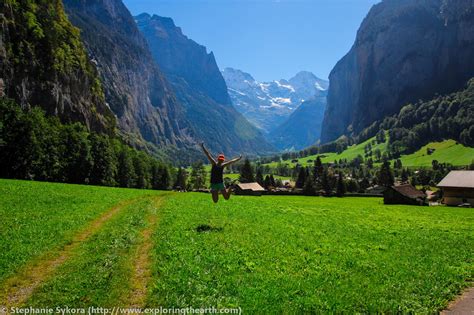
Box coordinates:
[0,0,115,132]
[63,0,194,149]
[135,13,274,155]
[321,0,474,143]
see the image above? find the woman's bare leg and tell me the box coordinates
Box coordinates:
[212,191,219,203]
[221,189,231,200]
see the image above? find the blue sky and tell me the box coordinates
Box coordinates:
[123,0,380,81]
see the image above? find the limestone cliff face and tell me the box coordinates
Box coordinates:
[63,0,194,148]
[136,13,231,106]
[0,0,115,132]
[321,0,474,143]
[135,13,274,155]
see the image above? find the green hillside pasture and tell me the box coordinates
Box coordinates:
[149,193,473,313]
[0,179,158,283]
[265,135,386,168]
[399,140,474,167]
[264,139,473,168]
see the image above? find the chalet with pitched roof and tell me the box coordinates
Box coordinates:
[437,170,474,206]
[383,184,426,206]
[235,183,266,196]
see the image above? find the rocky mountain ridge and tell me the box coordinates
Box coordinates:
[321,0,474,143]
[135,13,274,156]
[63,0,195,154]
[222,67,328,133]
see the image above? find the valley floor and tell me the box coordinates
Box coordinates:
[0,179,472,312]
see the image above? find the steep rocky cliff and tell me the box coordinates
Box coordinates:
[63,0,194,150]
[0,0,115,132]
[321,0,474,143]
[135,13,274,155]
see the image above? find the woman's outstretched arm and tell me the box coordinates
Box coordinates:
[200,142,216,165]
[222,155,242,167]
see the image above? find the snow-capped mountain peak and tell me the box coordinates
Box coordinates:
[221,67,328,133]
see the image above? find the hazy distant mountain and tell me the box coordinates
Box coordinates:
[222,68,328,133]
[135,13,274,156]
[268,96,326,151]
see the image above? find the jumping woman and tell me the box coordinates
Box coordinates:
[200,143,242,203]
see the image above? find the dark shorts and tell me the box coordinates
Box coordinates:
[210,182,225,191]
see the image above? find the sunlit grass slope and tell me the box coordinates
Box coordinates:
[149,193,473,313]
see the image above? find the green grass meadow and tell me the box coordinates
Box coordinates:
[265,138,474,168]
[0,179,158,283]
[0,179,473,312]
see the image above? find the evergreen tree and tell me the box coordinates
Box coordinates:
[295,167,307,188]
[239,158,255,183]
[89,134,116,186]
[394,159,402,169]
[174,168,187,190]
[303,176,315,195]
[117,147,136,188]
[336,172,346,197]
[346,179,359,192]
[313,156,324,182]
[367,158,374,169]
[133,152,150,189]
[378,161,394,187]
[374,149,382,161]
[158,165,171,190]
[151,161,161,190]
[275,178,283,188]
[321,167,332,195]
[61,123,93,184]
[263,175,271,189]
[256,168,264,186]
[151,161,170,190]
[190,161,206,189]
[401,168,409,182]
[270,174,276,187]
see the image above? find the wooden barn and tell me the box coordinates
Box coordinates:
[235,183,265,196]
[437,170,474,206]
[383,184,426,205]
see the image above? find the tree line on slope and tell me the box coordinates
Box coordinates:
[357,78,474,157]
[260,78,474,164]
[0,98,174,189]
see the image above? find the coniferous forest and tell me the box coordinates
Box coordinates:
[0,98,173,189]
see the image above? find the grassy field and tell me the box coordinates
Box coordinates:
[0,179,158,283]
[399,140,474,167]
[0,179,473,312]
[265,139,474,168]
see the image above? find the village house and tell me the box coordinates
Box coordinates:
[365,185,386,195]
[235,182,266,196]
[437,170,474,206]
[383,184,426,206]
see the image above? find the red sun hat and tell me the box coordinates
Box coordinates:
[218,154,225,161]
